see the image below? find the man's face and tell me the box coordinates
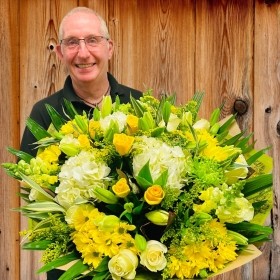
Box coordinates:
[56,12,113,86]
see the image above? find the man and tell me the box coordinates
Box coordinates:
[20,6,142,157]
[19,6,142,280]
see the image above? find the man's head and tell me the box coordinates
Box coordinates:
[55,7,114,87]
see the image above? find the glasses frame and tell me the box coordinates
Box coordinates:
[60,35,109,50]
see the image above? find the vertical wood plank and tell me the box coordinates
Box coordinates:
[107,0,196,104]
[19,0,78,278]
[195,1,254,279]
[254,1,280,280]
[0,0,20,279]
[195,0,254,127]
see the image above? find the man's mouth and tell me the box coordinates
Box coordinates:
[76,63,95,69]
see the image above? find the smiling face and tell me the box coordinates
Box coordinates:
[55,11,114,88]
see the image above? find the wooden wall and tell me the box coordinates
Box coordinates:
[1,0,279,279]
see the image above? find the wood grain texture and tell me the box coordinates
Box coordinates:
[254,1,280,280]
[0,0,20,280]
[0,0,279,279]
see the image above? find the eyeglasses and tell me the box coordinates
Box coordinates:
[60,35,109,50]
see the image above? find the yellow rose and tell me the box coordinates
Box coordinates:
[144,185,165,205]
[78,134,91,148]
[113,133,134,156]
[112,178,130,198]
[126,115,139,134]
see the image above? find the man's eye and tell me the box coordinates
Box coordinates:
[67,39,78,46]
[87,37,98,44]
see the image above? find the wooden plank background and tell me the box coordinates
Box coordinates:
[1,0,279,279]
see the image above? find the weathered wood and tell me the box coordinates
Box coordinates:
[254,1,280,280]
[0,0,20,280]
[1,0,279,279]
[19,1,77,279]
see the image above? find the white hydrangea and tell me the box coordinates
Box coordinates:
[55,150,111,209]
[132,136,188,189]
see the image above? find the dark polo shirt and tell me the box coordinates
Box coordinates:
[20,73,142,157]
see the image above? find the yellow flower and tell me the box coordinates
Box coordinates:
[126,115,139,134]
[113,133,134,156]
[144,185,165,205]
[60,121,75,135]
[89,120,100,139]
[37,145,61,163]
[78,134,91,148]
[112,178,130,198]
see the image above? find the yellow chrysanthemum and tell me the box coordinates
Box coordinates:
[166,220,238,279]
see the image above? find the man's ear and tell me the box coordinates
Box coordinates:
[108,40,114,60]
[55,44,63,60]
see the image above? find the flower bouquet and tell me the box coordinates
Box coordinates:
[2,91,273,280]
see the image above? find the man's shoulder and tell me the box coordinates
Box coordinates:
[32,89,64,109]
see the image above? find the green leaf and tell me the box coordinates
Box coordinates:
[26,117,51,140]
[154,169,168,187]
[6,147,33,163]
[93,271,110,280]
[58,259,89,280]
[21,201,65,213]
[22,240,52,250]
[45,104,67,131]
[246,147,271,165]
[63,98,78,119]
[136,161,153,189]
[19,173,55,201]
[218,114,236,134]
[37,252,79,273]
[162,101,171,124]
[222,131,245,146]
[74,115,88,134]
[243,173,273,197]
[94,256,109,273]
[151,127,165,137]
[130,95,145,117]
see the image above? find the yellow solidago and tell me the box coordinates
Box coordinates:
[89,120,101,139]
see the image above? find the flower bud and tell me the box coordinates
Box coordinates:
[59,143,80,157]
[145,210,169,226]
[193,119,210,131]
[135,233,147,252]
[98,215,120,232]
[92,187,118,204]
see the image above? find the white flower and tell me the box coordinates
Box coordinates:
[99,111,127,133]
[55,150,111,209]
[166,113,181,132]
[108,249,138,280]
[193,118,210,130]
[140,240,167,272]
[132,136,188,189]
[217,196,254,223]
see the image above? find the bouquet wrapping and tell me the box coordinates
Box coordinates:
[2,91,273,280]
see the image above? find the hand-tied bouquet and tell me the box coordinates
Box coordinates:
[3,91,273,280]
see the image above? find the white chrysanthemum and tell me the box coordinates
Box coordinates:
[132,136,188,189]
[55,150,111,209]
[99,111,127,133]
